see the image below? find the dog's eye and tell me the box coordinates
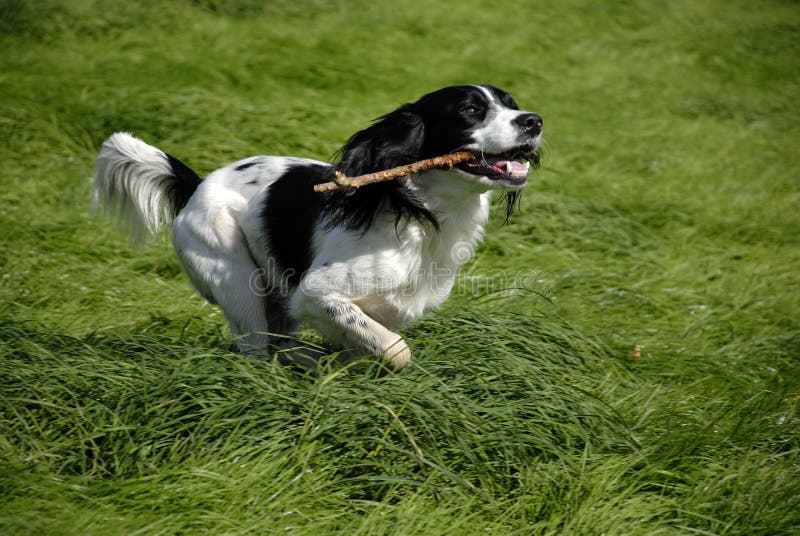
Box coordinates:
[464,104,482,114]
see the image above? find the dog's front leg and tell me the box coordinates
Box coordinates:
[301,294,411,370]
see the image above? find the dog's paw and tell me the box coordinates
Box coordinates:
[382,337,411,370]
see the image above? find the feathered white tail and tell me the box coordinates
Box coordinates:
[92,132,201,241]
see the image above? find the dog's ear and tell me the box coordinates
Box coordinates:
[338,104,424,176]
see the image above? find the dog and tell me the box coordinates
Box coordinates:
[93,85,542,369]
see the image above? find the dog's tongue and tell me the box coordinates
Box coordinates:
[485,157,530,178]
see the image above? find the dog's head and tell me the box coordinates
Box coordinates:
[338,85,542,192]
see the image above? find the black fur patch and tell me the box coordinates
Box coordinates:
[262,163,332,286]
[322,179,438,233]
[235,161,258,171]
[326,103,438,232]
[164,153,202,216]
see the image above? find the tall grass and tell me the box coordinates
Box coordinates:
[1,0,798,534]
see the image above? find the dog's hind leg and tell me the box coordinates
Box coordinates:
[181,250,320,366]
[172,203,276,355]
[220,266,274,356]
[262,289,324,367]
[173,202,322,366]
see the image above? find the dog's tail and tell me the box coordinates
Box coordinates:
[92,132,201,241]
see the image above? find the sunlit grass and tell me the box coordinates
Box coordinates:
[1,0,798,534]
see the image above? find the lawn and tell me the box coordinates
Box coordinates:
[1,0,798,534]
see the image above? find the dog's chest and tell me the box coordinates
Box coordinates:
[354,255,455,328]
[350,215,486,328]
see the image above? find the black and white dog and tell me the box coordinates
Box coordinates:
[93,85,542,369]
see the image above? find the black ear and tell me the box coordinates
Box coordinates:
[338,104,424,176]
[324,103,437,233]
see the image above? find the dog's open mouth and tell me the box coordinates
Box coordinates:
[457,147,539,184]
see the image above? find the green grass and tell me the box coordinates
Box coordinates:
[1,0,798,534]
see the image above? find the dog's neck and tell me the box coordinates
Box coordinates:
[407,169,492,268]
[408,169,491,221]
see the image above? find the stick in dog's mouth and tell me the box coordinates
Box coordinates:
[313,151,476,192]
[313,148,540,193]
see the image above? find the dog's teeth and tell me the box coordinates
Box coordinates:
[504,162,512,174]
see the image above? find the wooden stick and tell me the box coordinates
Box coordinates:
[313,151,476,193]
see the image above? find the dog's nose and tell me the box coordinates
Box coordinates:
[513,113,543,135]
